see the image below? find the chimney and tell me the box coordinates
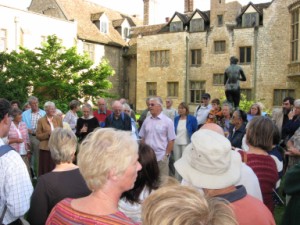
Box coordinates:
[165,17,170,23]
[143,0,149,25]
[184,0,194,13]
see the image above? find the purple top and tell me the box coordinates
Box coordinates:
[139,112,176,161]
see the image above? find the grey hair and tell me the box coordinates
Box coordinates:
[44,101,56,111]
[294,99,300,108]
[123,103,131,112]
[82,103,92,111]
[291,128,300,149]
[28,96,38,103]
[150,97,163,107]
[222,102,233,113]
[10,108,22,118]
[49,128,77,164]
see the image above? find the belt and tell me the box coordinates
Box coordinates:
[31,133,36,136]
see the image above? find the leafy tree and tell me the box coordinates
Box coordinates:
[0,35,114,109]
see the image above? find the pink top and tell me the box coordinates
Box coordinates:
[8,121,29,154]
[46,198,140,225]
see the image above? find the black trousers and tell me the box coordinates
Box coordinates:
[225,88,241,108]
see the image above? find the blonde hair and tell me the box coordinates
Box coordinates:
[48,128,77,164]
[142,185,237,225]
[78,128,138,190]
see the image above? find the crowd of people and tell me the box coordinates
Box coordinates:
[0,93,300,225]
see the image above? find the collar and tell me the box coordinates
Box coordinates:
[151,112,163,119]
[216,185,247,203]
[98,109,107,114]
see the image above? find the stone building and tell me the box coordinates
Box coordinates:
[29,0,142,101]
[130,0,300,112]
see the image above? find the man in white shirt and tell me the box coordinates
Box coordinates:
[0,98,33,225]
[194,93,212,129]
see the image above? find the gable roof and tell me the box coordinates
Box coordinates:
[167,11,190,26]
[237,1,272,18]
[187,9,210,23]
[29,0,142,47]
[113,18,125,28]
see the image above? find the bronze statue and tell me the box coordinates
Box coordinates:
[224,56,246,109]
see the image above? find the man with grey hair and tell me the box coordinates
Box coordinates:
[0,98,33,224]
[104,101,131,131]
[139,97,176,177]
[22,96,46,178]
[163,98,178,121]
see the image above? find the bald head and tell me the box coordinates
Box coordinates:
[112,100,123,118]
[201,123,224,136]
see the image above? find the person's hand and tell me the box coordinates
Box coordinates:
[288,109,295,120]
[81,125,88,133]
[18,138,24,143]
[286,146,300,156]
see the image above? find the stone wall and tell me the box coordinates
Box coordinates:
[134,0,300,112]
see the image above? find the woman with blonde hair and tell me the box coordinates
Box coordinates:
[47,128,142,224]
[28,128,90,225]
[142,184,237,225]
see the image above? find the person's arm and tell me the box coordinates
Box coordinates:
[36,119,51,141]
[27,177,49,225]
[5,152,33,220]
[239,69,246,81]
[166,140,174,155]
[224,71,228,85]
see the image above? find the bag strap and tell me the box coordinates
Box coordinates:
[0,145,13,157]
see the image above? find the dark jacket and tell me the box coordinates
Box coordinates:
[281,163,300,225]
[174,115,198,141]
[104,112,132,131]
[228,123,246,148]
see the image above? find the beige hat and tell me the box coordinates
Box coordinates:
[174,129,242,189]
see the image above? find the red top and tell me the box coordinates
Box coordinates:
[93,109,112,123]
[239,151,278,213]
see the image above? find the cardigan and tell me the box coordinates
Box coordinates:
[239,151,278,213]
[36,116,63,150]
[174,115,198,141]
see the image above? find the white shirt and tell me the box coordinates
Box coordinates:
[0,139,33,224]
[194,104,212,125]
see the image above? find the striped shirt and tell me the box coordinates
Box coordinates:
[46,198,140,225]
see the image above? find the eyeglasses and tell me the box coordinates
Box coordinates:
[150,103,159,107]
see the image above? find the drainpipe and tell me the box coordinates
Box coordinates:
[253,26,259,101]
[185,34,189,103]
[14,16,19,51]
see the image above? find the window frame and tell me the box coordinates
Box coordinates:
[167,82,179,97]
[170,21,183,32]
[214,40,226,54]
[0,29,7,52]
[213,73,224,86]
[239,46,252,64]
[146,82,157,97]
[150,50,170,67]
[291,8,299,62]
[189,81,206,104]
[190,49,201,67]
[190,18,205,32]
[83,42,95,61]
[242,12,259,28]
[217,15,223,26]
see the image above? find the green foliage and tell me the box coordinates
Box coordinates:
[0,35,114,107]
[238,93,254,112]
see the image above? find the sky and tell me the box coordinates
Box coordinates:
[0,0,271,23]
